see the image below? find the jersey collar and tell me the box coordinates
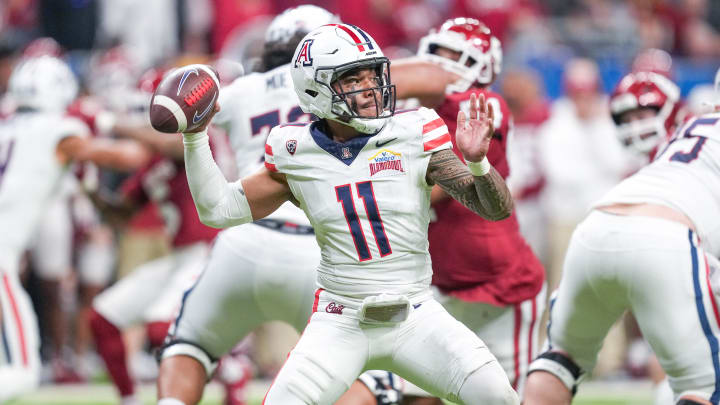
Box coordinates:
[309,121,375,166]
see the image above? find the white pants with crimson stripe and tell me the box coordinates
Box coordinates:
[0,268,41,402]
[546,211,720,402]
[263,291,518,405]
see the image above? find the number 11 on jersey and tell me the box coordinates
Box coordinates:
[335,181,392,261]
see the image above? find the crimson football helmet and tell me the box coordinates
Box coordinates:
[609,71,681,155]
[417,17,502,92]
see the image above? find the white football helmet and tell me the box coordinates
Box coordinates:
[8,55,78,112]
[290,24,396,134]
[265,5,340,44]
[417,18,502,92]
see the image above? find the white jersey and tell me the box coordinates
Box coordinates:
[214,64,310,178]
[265,107,453,297]
[0,112,88,272]
[595,111,720,257]
[214,64,312,225]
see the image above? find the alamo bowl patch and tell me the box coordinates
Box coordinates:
[368,149,406,178]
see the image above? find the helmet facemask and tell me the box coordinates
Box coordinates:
[316,58,396,133]
[610,72,680,156]
[614,107,666,155]
[417,18,502,93]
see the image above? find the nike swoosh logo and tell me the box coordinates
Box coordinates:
[177,68,199,96]
[375,137,397,148]
[193,91,217,124]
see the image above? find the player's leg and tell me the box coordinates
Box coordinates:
[75,219,116,376]
[628,227,720,404]
[390,299,518,405]
[263,311,367,405]
[0,270,42,402]
[90,252,177,403]
[28,194,77,381]
[141,242,209,346]
[523,212,636,404]
[158,224,320,404]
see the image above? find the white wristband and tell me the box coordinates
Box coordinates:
[467,157,491,176]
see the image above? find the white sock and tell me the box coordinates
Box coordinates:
[158,399,187,405]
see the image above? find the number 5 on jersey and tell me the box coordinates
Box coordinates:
[336,181,392,261]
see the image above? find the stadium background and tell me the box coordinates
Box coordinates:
[1,0,720,404]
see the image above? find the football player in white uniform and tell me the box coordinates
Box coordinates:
[524,71,720,405]
[158,7,416,405]
[176,23,516,405]
[0,55,149,401]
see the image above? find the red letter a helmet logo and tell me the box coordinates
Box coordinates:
[295,39,314,68]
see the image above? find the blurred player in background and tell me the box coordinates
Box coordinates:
[391,18,545,398]
[610,71,682,161]
[20,37,119,383]
[86,66,231,405]
[0,55,150,402]
[524,72,720,405]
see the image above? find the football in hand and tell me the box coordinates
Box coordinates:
[149,64,219,133]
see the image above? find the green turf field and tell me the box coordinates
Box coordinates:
[9,379,655,405]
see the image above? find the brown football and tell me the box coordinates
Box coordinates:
[149,64,220,133]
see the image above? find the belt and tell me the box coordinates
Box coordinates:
[253,218,314,235]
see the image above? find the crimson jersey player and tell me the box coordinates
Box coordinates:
[121,156,220,247]
[395,18,545,396]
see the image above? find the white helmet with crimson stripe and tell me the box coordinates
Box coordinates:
[290,23,396,134]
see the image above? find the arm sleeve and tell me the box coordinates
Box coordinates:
[182,129,253,228]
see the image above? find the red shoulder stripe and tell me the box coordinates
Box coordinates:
[264,161,277,172]
[423,132,451,151]
[422,118,445,135]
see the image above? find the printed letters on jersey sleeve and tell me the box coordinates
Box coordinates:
[420,108,452,154]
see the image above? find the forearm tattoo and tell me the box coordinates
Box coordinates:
[427,149,513,221]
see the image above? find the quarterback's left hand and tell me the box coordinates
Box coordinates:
[455,92,494,163]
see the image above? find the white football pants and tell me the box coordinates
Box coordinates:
[547,211,720,402]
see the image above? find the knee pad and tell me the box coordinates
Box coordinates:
[357,371,403,405]
[676,390,712,405]
[455,361,518,405]
[527,351,585,396]
[160,340,218,379]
